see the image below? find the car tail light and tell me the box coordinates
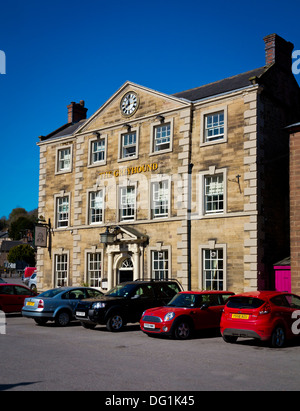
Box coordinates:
[259,302,271,315]
[38,300,44,309]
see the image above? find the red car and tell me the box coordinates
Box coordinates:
[0,283,37,313]
[221,291,300,348]
[140,291,234,339]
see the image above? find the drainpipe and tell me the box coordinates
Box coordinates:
[187,162,194,291]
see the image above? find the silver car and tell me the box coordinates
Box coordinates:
[22,286,104,326]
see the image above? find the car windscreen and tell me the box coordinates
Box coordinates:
[38,289,64,298]
[167,293,201,308]
[106,284,137,298]
[226,296,265,309]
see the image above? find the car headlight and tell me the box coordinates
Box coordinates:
[92,302,106,309]
[164,312,175,321]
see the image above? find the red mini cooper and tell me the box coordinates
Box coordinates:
[140,291,234,340]
[220,291,300,348]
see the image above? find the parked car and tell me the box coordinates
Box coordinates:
[75,280,183,331]
[0,283,37,313]
[22,267,36,285]
[0,278,7,284]
[28,272,37,290]
[220,291,300,348]
[140,291,234,339]
[22,286,104,326]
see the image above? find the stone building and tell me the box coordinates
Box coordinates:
[36,34,300,293]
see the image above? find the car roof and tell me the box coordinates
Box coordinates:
[0,283,31,290]
[230,291,288,299]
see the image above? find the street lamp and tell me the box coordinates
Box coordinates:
[100,226,121,245]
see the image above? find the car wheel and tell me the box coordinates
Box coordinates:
[173,320,192,340]
[270,326,286,348]
[55,311,71,327]
[106,313,124,332]
[222,335,238,344]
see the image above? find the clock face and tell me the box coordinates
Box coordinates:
[120,92,139,116]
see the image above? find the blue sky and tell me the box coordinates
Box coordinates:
[0,0,300,219]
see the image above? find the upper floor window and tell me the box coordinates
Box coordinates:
[119,186,136,221]
[154,123,171,152]
[56,195,70,228]
[121,132,137,159]
[204,174,224,214]
[205,112,224,142]
[200,107,227,146]
[151,180,169,218]
[56,146,72,174]
[89,190,104,224]
[92,139,105,164]
[88,134,107,167]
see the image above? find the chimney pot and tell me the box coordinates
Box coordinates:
[67,101,88,124]
[263,33,294,71]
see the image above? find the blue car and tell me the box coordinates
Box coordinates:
[22,286,104,326]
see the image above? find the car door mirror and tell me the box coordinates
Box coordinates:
[200,303,209,310]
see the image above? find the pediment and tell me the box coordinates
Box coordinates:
[75,81,190,135]
[118,226,148,244]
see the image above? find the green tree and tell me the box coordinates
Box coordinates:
[7,244,36,267]
[8,216,35,240]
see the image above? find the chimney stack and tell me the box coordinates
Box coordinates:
[67,100,88,124]
[263,34,294,72]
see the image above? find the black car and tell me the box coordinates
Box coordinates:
[75,280,183,331]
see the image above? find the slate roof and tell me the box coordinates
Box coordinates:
[39,119,87,142]
[173,67,266,102]
[0,240,23,252]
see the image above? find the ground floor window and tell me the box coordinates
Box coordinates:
[151,250,169,280]
[87,252,102,287]
[202,249,224,290]
[55,254,68,287]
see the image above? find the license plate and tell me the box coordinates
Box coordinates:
[26,301,35,306]
[232,314,249,319]
[76,311,86,317]
[144,323,155,329]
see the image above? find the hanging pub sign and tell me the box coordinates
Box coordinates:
[35,225,48,248]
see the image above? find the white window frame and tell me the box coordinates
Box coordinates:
[118,127,139,162]
[150,117,173,155]
[85,249,103,288]
[87,189,104,225]
[55,145,73,174]
[198,167,227,216]
[150,177,171,219]
[54,252,69,287]
[88,134,107,167]
[200,106,227,147]
[118,185,136,222]
[204,174,224,214]
[54,193,71,228]
[198,242,227,290]
[148,245,171,280]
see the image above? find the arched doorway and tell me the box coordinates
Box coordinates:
[118,257,134,283]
